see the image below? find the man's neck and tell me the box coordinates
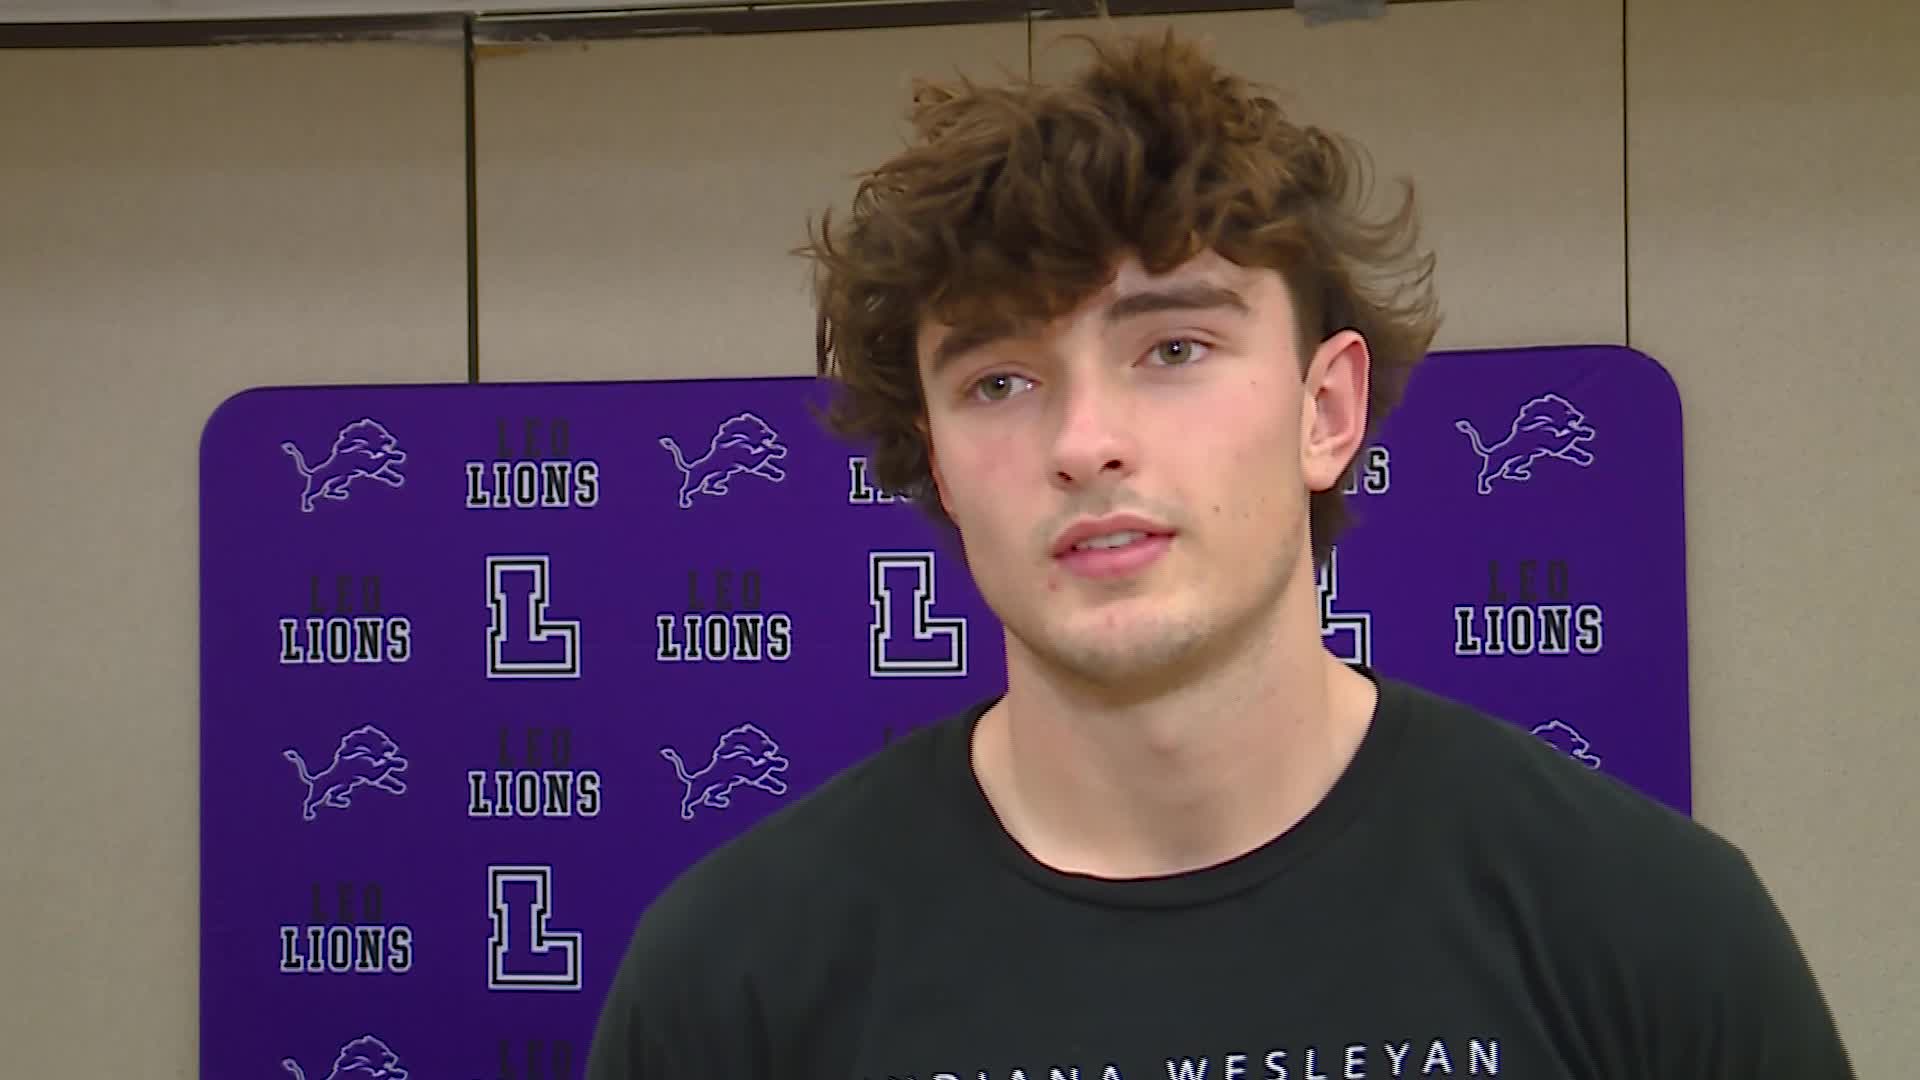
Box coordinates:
[971,622,1379,882]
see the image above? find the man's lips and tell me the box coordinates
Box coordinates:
[1049,514,1176,557]
[1052,531,1175,580]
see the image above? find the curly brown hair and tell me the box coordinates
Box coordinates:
[799,26,1440,572]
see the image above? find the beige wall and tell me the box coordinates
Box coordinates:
[1627,0,1919,1058]
[474,22,1028,379]
[0,39,468,1073]
[1,1,1911,1074]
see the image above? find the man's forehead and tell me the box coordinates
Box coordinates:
[916,253,1278,366]
[1108,250,1265,293]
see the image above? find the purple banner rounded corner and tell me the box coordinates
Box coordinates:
[1354,343,1693,817]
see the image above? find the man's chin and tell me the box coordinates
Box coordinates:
[1020,619,1205,686]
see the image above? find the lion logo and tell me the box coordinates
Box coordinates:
[283,724,409,822]
[1455,393,1596,495]
[658,411,789,509]
[282,1034,408,1080]
[1531,718,1602,769]
[282,418,408,513]
[660,722,790,820]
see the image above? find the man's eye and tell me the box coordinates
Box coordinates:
[971,374,1031,401]
[1149,338,1209,365]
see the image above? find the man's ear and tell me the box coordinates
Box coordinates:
[1299,329,1371,494]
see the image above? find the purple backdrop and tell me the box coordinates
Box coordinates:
[199,343,1689,1078]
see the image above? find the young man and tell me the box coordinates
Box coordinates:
[586,29,1855,1079]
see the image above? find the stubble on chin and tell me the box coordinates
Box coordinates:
[1010,600,1219,696]
[1018,545,1302,699]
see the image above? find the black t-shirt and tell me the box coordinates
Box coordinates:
[584,668,1855,1079]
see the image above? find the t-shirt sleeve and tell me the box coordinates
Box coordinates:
[1669,844,1857,1078]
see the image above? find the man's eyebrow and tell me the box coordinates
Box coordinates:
[929,319,1016,376]
[926,282,1251,376]
[1103,281,1251,323]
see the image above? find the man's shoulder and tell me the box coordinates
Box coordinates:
[1382,676,1758,887]
[587,709,988,1075]
[624,704,977,947]
[732,705,972,861]
[1382,675,1769,943]
[1374,677,1854,1076]
[1388,676,1700,837]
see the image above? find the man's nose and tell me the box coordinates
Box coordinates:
[1048,373,1137,489]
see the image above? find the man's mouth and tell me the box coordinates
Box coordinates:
[1068,529,1154,552]
[1052,522,1167,580]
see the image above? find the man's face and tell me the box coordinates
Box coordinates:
[915,249,1370,695]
